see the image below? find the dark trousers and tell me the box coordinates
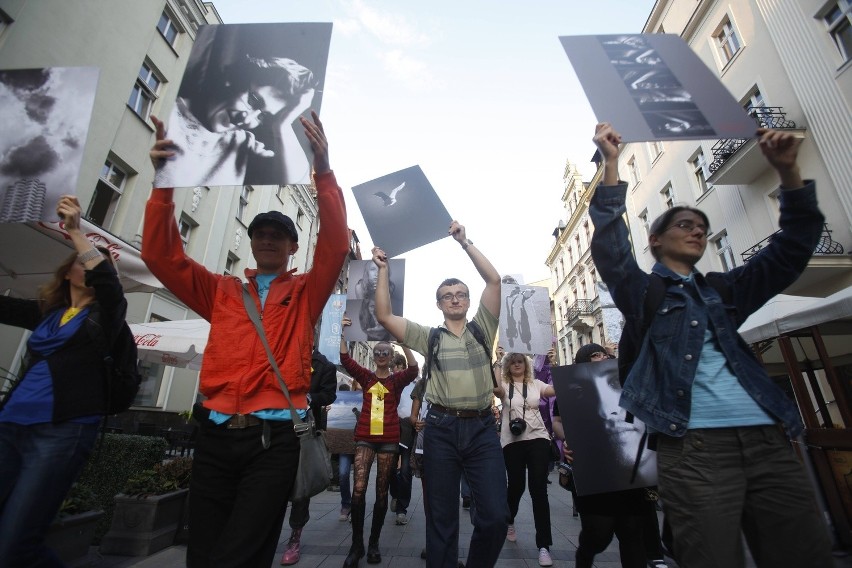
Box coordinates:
[423,410,508,568]
[502,437,553,549]
[575,511,646,568]
[187,419,299,568]
[657,426,833,568]
[389,444,413,514]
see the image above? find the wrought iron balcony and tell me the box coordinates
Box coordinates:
[565,299,595,328]
[709,107,797,174]
[741,224,845,263]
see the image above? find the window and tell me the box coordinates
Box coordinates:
[583,221,591,245]
[690,150,710,195]
[638,209,650,240]
[558,258,564,281]
[128,62,161,119]
[715,17,742,65]
[574,234,581,255]
[627,156,641,187]
[179,216,193,250]
[823,1,852,62]
[224,253,238,276]
[661,183,675,209]
[296,208,305,228]
[157,11,180,46]
[567,245,574,266]
[713,231,737,271]
[648,140,664,163]
[581,280,588,299]
[87,159,127,227]
[134,314,168,407]
[238,186,251,222]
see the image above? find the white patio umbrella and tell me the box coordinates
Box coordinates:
[737,294,821,344]
[130,319,210,370]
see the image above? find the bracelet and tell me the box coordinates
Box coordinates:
[461,239,473,250]
[77,248,102,264]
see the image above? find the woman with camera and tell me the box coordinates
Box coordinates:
[496,352,556,567]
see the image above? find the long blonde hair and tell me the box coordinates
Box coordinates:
[37,247,114,314]
[501,353,532,384]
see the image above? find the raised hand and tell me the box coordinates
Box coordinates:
[756,128,803,188]
[448,220,466,244]
[300,110,330,175]
[371,247,388,269]
[56,195,82,232]
[592,122,622,163]
[149,115,177,169]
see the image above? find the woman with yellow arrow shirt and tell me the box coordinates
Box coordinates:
[340,316,418,567]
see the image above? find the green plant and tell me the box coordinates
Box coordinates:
[74,433,168,542]
[122,456,192,498]
[56,483,101,519]
[177,409,194,422]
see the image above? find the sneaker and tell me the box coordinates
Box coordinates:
[648,561,668,568]
[538,547,552,567]
[339,506,351,521]
[506,525,516,542]
[461,497,471,509]
[395,513,408,525]
[280,531,301,565]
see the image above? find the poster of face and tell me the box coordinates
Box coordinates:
[498,283,552,355]
[344,259,405,342]
[559,34,756,142]
[551,359,657,496]
[0,67,99,223]
[153,22,332,188]
[351,165,452,258]
[317,293,346,364]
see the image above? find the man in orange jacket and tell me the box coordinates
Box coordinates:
[143,111,348,567]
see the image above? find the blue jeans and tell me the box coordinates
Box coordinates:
[339,453,354,508]
[0,421,99,567]
[423,409,508,568]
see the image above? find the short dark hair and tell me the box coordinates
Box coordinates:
[575,343,607,364]
[435,278,468,301]
[648,206,710,260]
[392,353,407,368]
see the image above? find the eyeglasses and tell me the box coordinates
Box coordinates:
[589,352,608,360]
[439,292,469,302]
[666,220,708,237]
[373,349,391,357]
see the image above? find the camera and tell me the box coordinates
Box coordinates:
[509,417,527,436]
[556,461,573,476]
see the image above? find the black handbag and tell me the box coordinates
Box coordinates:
[242,285,332,501]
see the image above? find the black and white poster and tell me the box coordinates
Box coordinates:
[498,283,552,355]
[344,259,405,342]
[559,34,755,142]
[351,165,452,258]
[0,67,99,223]
[154,23,332,188]
[551,359,657,496]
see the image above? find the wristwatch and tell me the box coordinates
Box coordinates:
[461,239,473,250]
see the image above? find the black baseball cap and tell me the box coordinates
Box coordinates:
[247,211,298,242]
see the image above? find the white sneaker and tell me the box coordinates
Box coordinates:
[395,513,408,525]
[506,524,516,542]
[538,547,553,567]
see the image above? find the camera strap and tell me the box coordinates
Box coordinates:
[508,381,527,421]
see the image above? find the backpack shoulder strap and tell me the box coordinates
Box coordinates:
[466,320,498,389]
[421,327,442,383]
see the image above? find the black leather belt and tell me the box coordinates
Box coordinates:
[225,414,263,429]
[430,404,491,418]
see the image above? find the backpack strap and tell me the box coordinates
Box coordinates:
[466,320,498,389]
[421,320,498,390]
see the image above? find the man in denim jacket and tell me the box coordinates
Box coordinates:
[588,123,832,568]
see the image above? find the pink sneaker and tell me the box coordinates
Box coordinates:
[506,525,516,542]
[280,529,301,565]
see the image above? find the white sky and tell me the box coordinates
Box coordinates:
[211,0,655,332]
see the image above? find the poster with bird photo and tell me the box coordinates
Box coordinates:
[351,165,452,258]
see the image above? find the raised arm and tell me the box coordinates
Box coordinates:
[301,111,349,323]
[372,247,407,341]
[401,345,418,369]
[449,221,501,318]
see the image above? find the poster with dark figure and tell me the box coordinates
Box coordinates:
[559,34,756,142]
[344,259,405,342]
[351,165,453,258]
[154,23,332,188]
[498,283,551,355]
[0,67,99,223]
[551,359,657,496]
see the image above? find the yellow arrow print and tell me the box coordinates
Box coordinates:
[367,381,390,436]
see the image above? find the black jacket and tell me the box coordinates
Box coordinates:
[309,350,338,430]
[0,262,127,422]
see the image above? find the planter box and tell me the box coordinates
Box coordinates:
[45,510,103,567]
[99,489,189,556]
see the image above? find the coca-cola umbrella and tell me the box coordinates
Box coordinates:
[130,319,210,371]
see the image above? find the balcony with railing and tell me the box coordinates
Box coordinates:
[706,107,804,186]
[741,223,850,295]
[565,299,596,331]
